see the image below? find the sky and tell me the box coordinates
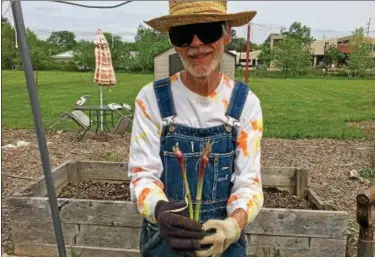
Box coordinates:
[2,1,375,44]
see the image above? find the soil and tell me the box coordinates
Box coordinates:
[58,181,314,210]
[348,120,375,138]
[2,128,374,256]
[59,181,131,201]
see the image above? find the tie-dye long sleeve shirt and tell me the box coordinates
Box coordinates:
[128,72,264,225]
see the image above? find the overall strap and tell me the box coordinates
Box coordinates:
[153,77,177,120]
[225,81,250,121]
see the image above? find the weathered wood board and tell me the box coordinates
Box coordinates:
[8,197,348,239]
[21,161,309,198]
[6,160,348,257]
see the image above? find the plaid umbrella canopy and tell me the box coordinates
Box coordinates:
[93,28,116,131]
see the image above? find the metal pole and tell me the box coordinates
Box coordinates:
[245,23,251,85]
[100,86,104,131]
[11,2,67,257]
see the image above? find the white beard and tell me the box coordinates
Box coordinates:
[180,49,223,78]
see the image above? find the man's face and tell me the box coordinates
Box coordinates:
[169,22,231,78]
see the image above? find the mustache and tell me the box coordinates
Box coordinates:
[187,48,213,56]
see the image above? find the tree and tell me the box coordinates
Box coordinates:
[1,17,18,69]
[134,24,169,44]
[226,29,258,52]
[347,27,374,76]
[130,24,170,72]
[324,44,345,69]
[258,43,274,67]
[259,22,314,74]
[103,32,122,48]
[47,30,77,51]
[272,37,313,76]
[26,29,51,70]
[73,40,96,70]
[283,22,314,45]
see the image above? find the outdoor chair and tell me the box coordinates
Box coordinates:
[108,103,134,136]
[46,95,92,139]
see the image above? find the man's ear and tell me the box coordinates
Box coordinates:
[223,23,232,45]
[173,46,180,54]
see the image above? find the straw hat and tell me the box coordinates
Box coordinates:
[145,1,257,33]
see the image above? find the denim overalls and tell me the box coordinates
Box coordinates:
[139,76,250,257]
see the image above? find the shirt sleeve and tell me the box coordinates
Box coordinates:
[128,84,168,224]
[226,92,264,225]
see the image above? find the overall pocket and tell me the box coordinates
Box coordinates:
[213,151,235,201]
[140,221,162,256]
[163,151,186,201]
[163,151,216,202]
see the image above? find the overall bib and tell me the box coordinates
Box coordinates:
[139,77,250,257]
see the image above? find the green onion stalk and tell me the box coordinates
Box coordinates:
[195,142,213,222]
[173,143,194,220]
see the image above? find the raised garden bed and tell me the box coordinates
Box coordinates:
[6,161,349,257]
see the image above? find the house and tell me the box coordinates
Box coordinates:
[260,33,375,69]
[310,39,338,67]
[269,34,284,49]
[311,35,375,67]
[230,50,262,69]
[51,50,90,70]
[51,50,74,62]
[154,47,236,80]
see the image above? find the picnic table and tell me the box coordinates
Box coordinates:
[74,104,128,139]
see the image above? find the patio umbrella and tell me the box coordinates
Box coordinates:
[93,28,116,131]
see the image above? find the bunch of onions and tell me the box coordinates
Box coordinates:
[173,141,213,222]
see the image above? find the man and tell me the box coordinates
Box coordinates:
[128,1,264,257]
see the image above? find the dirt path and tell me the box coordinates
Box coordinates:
[1,129,374,255]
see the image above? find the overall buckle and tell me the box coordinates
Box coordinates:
[167,116,177,133]
[225,116,238,133]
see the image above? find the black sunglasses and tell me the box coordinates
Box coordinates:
[169,21,227,47]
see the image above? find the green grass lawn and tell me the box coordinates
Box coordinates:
[2,70,375,139]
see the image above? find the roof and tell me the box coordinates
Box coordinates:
[154,46,237,58]
[51,50,74,59]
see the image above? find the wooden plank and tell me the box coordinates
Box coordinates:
[13,161,70,197]
[309,238,347,257]
[12,239,346,257]
[77,161,129,181]
[8,197,348,240]
[67,161,79,185]
[55,181,69,196]
[307,188,325,210]
[14,243,140,257]
[244,208,349,240]
[296,169,309,199]
[10,220,77,245]
[245,235,347,257]
[261,167,296,188]
[246,234,310,249]
[77,225,141,249]
[7,197,142,227]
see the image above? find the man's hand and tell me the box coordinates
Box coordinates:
[195,209,247,257]
[155,200,205,257]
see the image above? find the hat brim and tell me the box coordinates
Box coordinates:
[144,11,257,33]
